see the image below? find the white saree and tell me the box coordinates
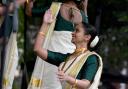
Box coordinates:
[27,2,62,89]
[59,51,103,89]
[2,32,19,89]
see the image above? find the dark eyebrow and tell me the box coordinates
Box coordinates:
[75,26,79,30]
[75,28,79,31]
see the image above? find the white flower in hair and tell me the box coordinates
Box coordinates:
[90,36,99,48]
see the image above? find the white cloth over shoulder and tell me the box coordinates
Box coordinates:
[48,31,76,54]
[39,31,76,89]
[27,2,76,89]
[2,33,19,89]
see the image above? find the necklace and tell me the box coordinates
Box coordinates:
[62,3,80,23]
[61,48,87,73]
[72,48,86,55]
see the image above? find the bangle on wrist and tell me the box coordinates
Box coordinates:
[72,79,77,88]
[39,31,45,37]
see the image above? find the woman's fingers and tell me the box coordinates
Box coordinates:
[57,70,69,82]
[57,71,65,80]
[43,9,54,23]
[44,9,53,23]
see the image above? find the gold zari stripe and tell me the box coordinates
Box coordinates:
[3,78,9,87]
[30,78,42,87]
[27,2,61,89]
[50,2,61,18]
[65,51,100,89]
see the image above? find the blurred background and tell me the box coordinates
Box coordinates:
[0,0,128,89]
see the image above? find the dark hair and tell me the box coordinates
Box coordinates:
[76,0,85,11]
[81,22,99,51]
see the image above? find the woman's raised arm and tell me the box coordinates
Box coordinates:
[34,9,53,60]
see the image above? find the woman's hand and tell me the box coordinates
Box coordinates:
[43,9,54,24]
[82,0,88,15]
[82,0,88,8]
[57,70,69,82]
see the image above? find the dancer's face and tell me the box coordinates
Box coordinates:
[72,23,91,44]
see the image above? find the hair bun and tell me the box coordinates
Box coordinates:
[90,36,99,48]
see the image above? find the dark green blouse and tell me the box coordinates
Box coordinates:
[32,3,88,33]
[47,50,98,81]
[54,11,88,32]
[32,7,88,32]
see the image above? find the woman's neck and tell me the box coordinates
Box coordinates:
[75,42,88,51]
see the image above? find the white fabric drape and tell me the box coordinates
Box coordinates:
[2,32,19,89]
[27,2,62,89]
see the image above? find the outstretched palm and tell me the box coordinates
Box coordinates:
[43,9,54,24]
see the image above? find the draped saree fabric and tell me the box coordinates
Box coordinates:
[59,51,103,89]
[2,32,19,89]
[27,2,62,89]
[2,0,19,88]
[88,52,103,89]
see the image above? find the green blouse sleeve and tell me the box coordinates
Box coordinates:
[77,55,98,81]
[47,50,69,66]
